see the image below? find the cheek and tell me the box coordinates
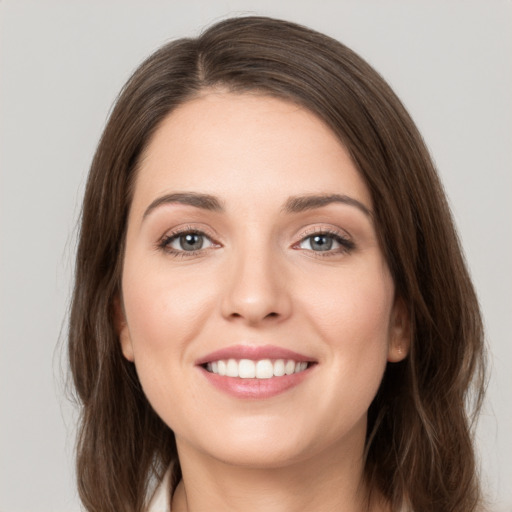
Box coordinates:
[121,257,219,367]
[306,266,394,342]
[120,262,220,424]
[302,265,394,395]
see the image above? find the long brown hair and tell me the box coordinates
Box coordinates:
[69,16,486,511]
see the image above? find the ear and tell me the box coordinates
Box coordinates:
[387,296,411,363]
[113,295,135,362]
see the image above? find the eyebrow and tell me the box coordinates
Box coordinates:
[143,192,224,219]
[283,194,372,217]
[142,191,372,220]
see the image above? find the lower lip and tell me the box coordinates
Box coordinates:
[198,365,314,399]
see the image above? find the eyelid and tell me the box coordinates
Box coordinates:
[157,224,222,255]
[294,224,352,243]
[292,225,355,255]
[159,224,220,242]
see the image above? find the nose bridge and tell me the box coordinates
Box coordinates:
[221,232,291,324]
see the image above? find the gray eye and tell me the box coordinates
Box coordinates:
[300,234,336,251]
[310,235,333,251]
[179,233,204,251]
[168,232,214,252]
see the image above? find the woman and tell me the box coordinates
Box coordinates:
[68,16,486,512]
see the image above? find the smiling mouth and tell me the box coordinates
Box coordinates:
[203,359,312,379]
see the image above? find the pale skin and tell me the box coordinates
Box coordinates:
[117,91,410,512]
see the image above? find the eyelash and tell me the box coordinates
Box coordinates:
[157,227,355,258]
[157,226,219,258]
[293,228,355,257]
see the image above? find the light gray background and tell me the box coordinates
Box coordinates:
[1,1,511,511]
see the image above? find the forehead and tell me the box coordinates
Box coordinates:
[132,92,372,212]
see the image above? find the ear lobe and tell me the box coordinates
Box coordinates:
[113,295,135,362]
[387,297,411,363]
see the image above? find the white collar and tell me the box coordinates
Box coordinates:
[146,467,172,512]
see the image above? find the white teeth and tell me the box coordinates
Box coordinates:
[295,361,307,373]
[238,359,256,378]
[273,359,285,377]
[226,359,238,377]
[285,360,296,375]
[256,359,274,379]
[206,358,310,378]
[217,360,227,376]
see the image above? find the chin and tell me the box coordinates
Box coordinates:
[173,415,315,469]
[206,440,311,470]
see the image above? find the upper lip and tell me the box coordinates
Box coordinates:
[195,344,316,366]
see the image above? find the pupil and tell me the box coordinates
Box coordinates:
[312,235,332,251]
[180,233,203,251]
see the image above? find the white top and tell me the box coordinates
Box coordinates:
[146,468,172,512]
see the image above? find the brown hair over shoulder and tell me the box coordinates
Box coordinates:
[69,16,486,512]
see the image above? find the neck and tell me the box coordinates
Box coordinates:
[171,434,387,512]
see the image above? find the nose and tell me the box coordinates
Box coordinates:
[220,246,292,326]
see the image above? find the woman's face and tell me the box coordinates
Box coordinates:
[118,92,408,468]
